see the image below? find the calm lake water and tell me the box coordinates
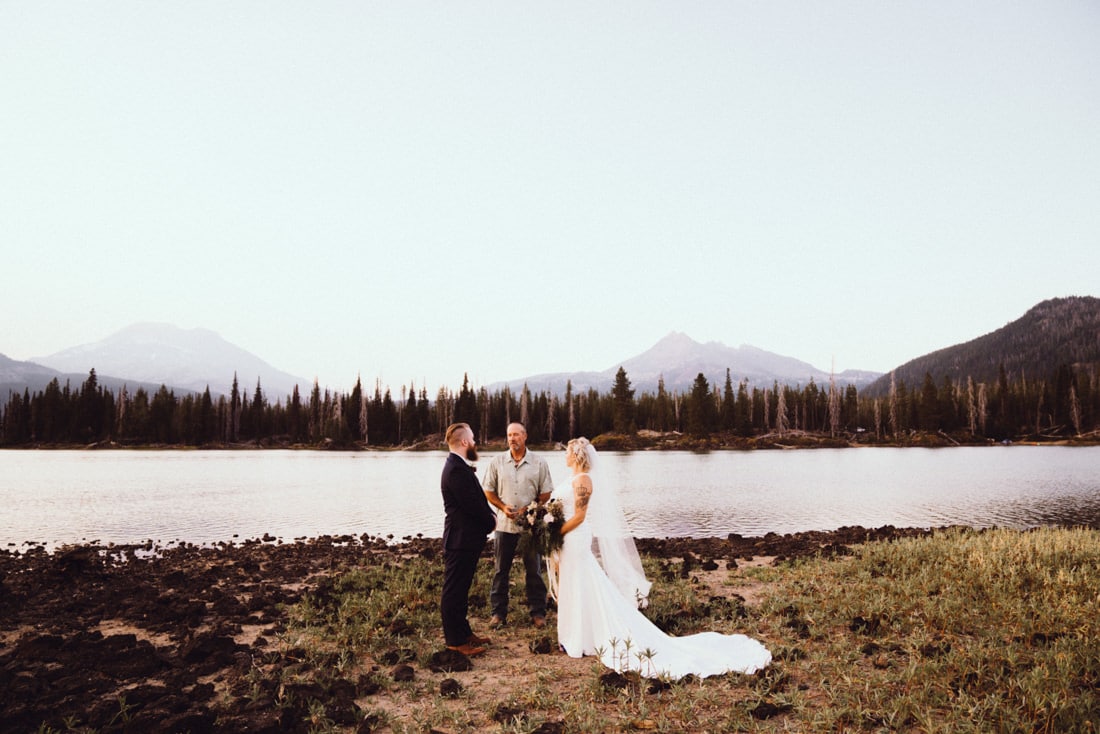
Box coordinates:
[1,447,1098,549]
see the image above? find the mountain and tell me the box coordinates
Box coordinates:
[30,323,310,400]
[491,332,882,396]
[0,353,60,388]
[862,296,1100,397]
[0,352,179,398]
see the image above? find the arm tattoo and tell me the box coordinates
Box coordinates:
[575,485,591,511]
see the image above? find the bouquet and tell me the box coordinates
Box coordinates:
[516,499,565,557]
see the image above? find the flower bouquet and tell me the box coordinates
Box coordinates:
[516,499,565,557]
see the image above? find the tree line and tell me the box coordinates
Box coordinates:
[2,362,1098,448]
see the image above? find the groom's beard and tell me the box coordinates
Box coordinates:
[465,446,478,462]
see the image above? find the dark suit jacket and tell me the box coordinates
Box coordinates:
[441,452,496,551]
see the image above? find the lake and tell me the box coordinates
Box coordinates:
[1,446,1098,549]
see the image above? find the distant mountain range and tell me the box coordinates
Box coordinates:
[489,332,882,395]
[2,297,1095,401]
[1,323,308,400]
[0,352,175,399]
[862,296,1100,397]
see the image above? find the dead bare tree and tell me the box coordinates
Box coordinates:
[828,366,840,437]
[776,388,789,436]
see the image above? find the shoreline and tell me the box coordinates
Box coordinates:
[0,524,989,558]
[4,428,1099,453]
[1,523,945,558]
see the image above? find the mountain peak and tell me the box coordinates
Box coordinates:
[498,332,882,396]
[32,323,309,398]
[655,330,694,345]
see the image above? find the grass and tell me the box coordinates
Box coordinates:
[756,526,1100,733]
[274,527,1100,732]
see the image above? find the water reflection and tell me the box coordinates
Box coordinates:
[1,447,1098,548]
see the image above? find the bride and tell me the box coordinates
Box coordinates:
[550,437,771,679]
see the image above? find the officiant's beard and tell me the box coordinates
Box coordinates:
[465,446,478,462]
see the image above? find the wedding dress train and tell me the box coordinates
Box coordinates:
[551,477,771,679]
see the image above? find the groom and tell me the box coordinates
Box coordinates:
[440,422,496,657]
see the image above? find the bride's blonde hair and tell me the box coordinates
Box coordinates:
[566,437,592,471]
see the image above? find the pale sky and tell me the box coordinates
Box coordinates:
[2,1,1098,393]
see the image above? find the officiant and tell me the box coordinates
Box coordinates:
[482,422,553,628]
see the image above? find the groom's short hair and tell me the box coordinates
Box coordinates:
[445,422,471,447]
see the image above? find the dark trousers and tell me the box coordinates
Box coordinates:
[490,531,547,620]
[441,547,482,646]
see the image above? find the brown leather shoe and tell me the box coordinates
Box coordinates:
[531,615,546,629]
[446,643,487,657]
[467,633,491,646]
[489,615,506,628]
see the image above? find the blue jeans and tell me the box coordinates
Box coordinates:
[490,531,547,620]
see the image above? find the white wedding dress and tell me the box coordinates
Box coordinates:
[551,474,772,679]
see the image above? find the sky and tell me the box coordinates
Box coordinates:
[2,1,1098,394]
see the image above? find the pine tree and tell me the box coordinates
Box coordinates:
[611,367,635,434]
[735,379,752,436]
[888,372,898,438]
[828,368,840,437]
[978,382,989,435]
[454,374,479,433]
[687,373,717,437]
[721,369,735,430]
[348,376,364,442]
[309,380,321,443]
[230,373,241,443]
[566,380,575,438]
[654,375,670,432]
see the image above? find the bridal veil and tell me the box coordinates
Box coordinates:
[582,442,652,607]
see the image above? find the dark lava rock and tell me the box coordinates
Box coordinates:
[492,703,527,724]
[750,701,793,719]
[387,618,416,636]
[646,677,672,694]
[440,677,463,698]
[528,635,555,654]
[429,647,474,672]
[179,631,245,675]
[391,663,415,682]
[357,673,383,696]
[849,614,887,635]
[598,671,631,690]
[357,713,384,733]
[919,640,952,658]
[378,647,416,665]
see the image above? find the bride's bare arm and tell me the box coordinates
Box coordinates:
[560,475,593,535]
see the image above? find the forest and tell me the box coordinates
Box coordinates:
[2,360,1098,449]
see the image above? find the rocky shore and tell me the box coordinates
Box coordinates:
[0,526,936,733]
